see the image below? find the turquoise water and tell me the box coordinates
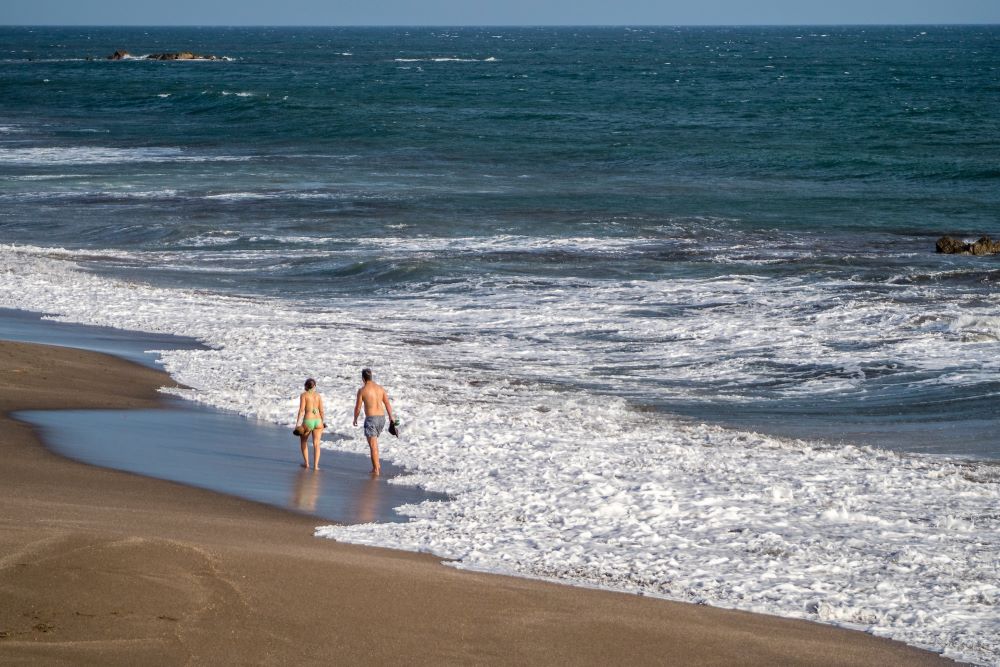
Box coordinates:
[2,26,999,457]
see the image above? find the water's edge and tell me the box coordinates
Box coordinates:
[1,308,447,524]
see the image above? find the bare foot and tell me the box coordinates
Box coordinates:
[300,463,309,469]
[371,467,381,476]
[313,465,320,470]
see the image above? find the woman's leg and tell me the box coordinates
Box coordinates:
[299,432,310,468]
[311,427,323,470]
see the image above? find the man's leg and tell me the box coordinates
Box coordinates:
[366,435,380,475]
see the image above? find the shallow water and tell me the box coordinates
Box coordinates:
[17,403,444,524]
[0,306,206,369]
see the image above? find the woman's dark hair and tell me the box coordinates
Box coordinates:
[304,378,316,390]
[361,368,373,382]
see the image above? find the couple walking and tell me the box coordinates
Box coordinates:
[295,368,396,475]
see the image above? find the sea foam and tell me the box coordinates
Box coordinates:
[1,243,998,665]
[0,147,251,165]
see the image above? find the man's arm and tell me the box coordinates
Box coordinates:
[382,389,394,423]
[353,388,363,427]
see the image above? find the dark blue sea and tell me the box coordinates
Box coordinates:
[1,26,999,457]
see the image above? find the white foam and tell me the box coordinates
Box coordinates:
[201,191,353,201]
[168,232,323,248]
[392,57,497,63]
[0,188,178,202]
[202,191,270,201]
[4,174,90,181]
[949,315,1000,342]
[1,243,998,665]
[359,234,641,255]
[0,147,251,165]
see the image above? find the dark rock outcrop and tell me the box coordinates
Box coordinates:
[106,50,221,61]
[936,235,1000,256]
[146,52,220,61]
[936,236,968,254]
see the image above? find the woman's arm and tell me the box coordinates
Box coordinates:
[296,393,306,425]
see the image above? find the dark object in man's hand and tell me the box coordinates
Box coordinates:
[388,419,400,437]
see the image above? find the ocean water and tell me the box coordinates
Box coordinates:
[2,26,999,664]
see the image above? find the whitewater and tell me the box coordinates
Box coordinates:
[2,244,997,665]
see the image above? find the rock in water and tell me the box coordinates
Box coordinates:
[970,236,1000,255]
[107,50,221,61]
[935,235,1000,255]
[936,235,967,254]
[146,52,219,61]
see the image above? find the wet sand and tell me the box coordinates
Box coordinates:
[0,339,955,665]
[16,404,448,524]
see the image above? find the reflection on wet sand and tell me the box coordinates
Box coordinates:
[292,468,323,512]
[356,473,380,524]
[293,469,382,523]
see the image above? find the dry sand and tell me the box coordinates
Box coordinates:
[0,340,955,665]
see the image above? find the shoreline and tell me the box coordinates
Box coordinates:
[0,307,446,524]
[15,401,447,525]
[0,337,954,664]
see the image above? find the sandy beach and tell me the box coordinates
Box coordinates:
[0,339,956,665]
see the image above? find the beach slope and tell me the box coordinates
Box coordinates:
[0,340,952,665]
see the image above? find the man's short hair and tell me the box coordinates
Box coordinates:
[361,368,373,382]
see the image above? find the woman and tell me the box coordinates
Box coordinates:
[295,378,325,469]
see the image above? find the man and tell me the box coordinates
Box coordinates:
[353,368,395,476]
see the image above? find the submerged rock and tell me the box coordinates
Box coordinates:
[936,235,1000,255]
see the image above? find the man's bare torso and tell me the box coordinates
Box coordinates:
[358,382,388,417]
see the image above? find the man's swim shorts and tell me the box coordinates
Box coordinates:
[364,415,386,438]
